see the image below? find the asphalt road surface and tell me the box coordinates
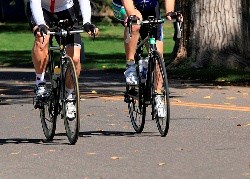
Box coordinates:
[0,68,250,179]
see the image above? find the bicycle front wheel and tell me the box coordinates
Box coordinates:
[151,51,170,137]
[40,55,58,141]
[62,56,80,145]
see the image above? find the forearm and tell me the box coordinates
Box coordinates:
[30,0,46,25]
[121,0,136,16]
[78,0,91,24]
[165,0,175,13]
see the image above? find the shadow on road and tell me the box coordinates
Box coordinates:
[0,68,126,105]
[1,67,233,106]
[0,138,69,145]
[55,130,159,138]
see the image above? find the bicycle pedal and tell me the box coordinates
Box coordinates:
[34,101,43,109]
[124,96,131,103]
[128,89,138,96]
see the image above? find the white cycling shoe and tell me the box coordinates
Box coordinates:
[35,82,48,99]
[155,95,167,118]
[66,99,76,119]
[124,64,138,85]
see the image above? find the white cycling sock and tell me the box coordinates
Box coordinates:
[36,72,46,86]
[126,59,135,66]
[66,87,73,99]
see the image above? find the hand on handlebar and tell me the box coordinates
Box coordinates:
[125,15,140,27]
[33,24,49,44]
[83,22,99,38]
[34,24,49,37]
[166,11,183,22]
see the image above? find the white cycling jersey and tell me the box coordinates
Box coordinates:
[30,0,91,26]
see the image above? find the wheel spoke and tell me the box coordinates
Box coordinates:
[63,57,80,145]
[152,51,170,137]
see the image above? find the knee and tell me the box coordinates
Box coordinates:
[71,55,80,64]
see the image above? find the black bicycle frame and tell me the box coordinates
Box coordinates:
[135,25,159,104]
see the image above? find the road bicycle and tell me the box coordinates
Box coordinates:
[34,20,84,144]
[124,13,182,136]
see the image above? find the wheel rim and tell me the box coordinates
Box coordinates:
[63,57,80,144]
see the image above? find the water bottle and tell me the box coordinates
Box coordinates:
[53,66,60,87]
[139,57,148,83]
[119,7,126,20]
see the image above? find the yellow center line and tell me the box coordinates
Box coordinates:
[172,102,250,112]
[81,94,250,112]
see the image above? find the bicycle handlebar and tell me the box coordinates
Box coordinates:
[126,12,183,39]
[47,19,96,39]
[47,29,84,36]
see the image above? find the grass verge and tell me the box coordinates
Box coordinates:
[0,22,249,85]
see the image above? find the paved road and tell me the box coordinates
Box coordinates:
[0,68,250,179]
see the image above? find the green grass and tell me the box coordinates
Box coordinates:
[0,22,175,69]
[80,22,175,69]
[0,22,249,85]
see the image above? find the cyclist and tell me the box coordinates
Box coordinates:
[26,0,99,118]
[112,0,177,117]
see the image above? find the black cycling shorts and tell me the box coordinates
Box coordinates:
[112,1,163,41]
[139,3,163,41]
[26,3,81,46]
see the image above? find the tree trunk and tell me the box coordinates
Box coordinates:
[173,0,250,69]
[242,0,250,60]
[168,0,189,67]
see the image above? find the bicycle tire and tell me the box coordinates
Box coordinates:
[128,85,146,133]
[40,51,58,141]
[62,56,80,145]
[151,51,170,137]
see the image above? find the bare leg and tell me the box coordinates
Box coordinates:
[124,10,142,62]
[65,45,81,90]
[32,33,50,84]
[155,40,164,93]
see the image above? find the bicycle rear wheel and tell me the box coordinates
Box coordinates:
[62,56,80,145]
[151,51,170,137]
[40,53,58,141]
[127,84,146,133]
